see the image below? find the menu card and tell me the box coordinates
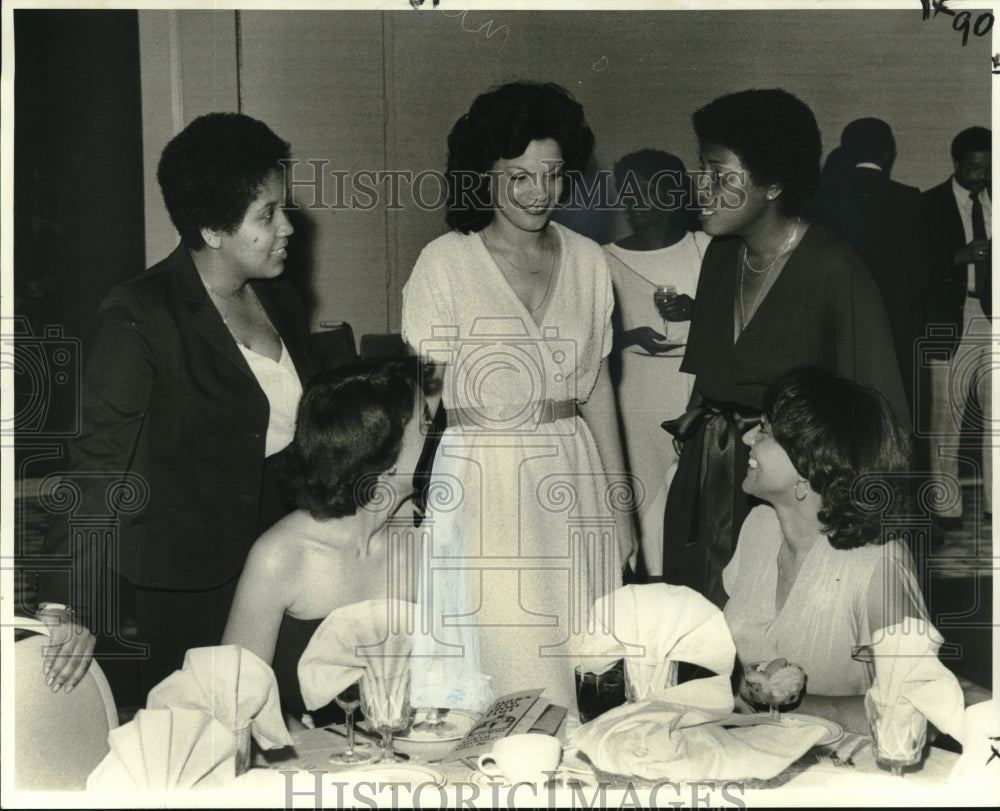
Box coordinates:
[443,689,567,764]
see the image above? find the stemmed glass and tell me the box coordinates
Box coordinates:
[359,671,412,763]
[328,680,377,766]
[653,284,678,342]
[411,707,457,736]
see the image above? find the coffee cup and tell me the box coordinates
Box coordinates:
[476,733,561,785]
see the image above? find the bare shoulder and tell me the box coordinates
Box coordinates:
[244,512,308,578]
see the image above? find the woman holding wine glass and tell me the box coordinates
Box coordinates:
[222,358,428,735]
[604,150,709,578]
[663,89,909,607]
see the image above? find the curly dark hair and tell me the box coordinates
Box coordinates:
[613,149,700,232]
[157,112,291,250]
[692,89,821,216]
[951,126,991,162]
[278,358,419,520]
[763,366,912,549]
[445,81,595,233]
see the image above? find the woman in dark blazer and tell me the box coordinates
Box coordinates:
[36,113,314,694]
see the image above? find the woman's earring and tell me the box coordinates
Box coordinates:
[794,479,809,502]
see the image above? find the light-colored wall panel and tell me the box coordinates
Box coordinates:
[141,8,990,335]
[239,11,388,338]
[139,10,239,267]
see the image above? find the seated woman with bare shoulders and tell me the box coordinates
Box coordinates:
[723,366,990,735]
[223,358,427,723]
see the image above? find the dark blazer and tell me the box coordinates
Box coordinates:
[39,244,314,601]
[808,166,935,405]
[921,180,992,340]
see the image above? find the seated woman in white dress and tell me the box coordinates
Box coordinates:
[723,366,989,734]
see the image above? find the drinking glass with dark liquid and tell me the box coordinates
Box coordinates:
[575,659,627,723]
[653,285,678,343]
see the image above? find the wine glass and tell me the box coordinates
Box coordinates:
[359,671,412,763]
[653,284,677,342]
[328,680,377,766]
[410,707,458,736]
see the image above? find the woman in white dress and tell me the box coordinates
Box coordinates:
[604,151,709,578]
[724,366,988,733]
[403,82,637,711]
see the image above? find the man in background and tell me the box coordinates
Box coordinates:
[921,126,992,534]
[809,117,934,413]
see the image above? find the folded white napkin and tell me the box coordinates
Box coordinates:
[575,583,736,701]
[948,699,1000,789]
[147,645,292,749]
[298,598,417,711]
[867,620,966,744]
[87,707,236,790]
[569,699,828,780]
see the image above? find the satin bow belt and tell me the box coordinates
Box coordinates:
[447,398,577,429]
[661,399,762,607]
[662,400,761,448]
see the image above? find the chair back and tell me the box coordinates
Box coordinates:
[310,321,358,370]
[360,332,407,362]
[13,618,118,790]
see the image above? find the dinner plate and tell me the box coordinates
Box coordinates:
[333,763,447,788]
[781,713,845,746]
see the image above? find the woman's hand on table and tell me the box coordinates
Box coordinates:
[623,327,684,355]
[37,608,96,693]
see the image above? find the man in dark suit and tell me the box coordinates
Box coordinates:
[808,117,935,412]
[921,126,992,532]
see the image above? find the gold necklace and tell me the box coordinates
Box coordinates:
[482,231,558,312]
[739,220,801,326]
[203,279,274,350]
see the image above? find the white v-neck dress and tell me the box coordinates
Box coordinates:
[723,505,929,696]
[402,222,622,711]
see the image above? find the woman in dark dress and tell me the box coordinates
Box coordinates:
[663,89,907,607]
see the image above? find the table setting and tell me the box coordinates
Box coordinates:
[67,588,994,806]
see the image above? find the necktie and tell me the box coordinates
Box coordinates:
[970,191,989,298]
